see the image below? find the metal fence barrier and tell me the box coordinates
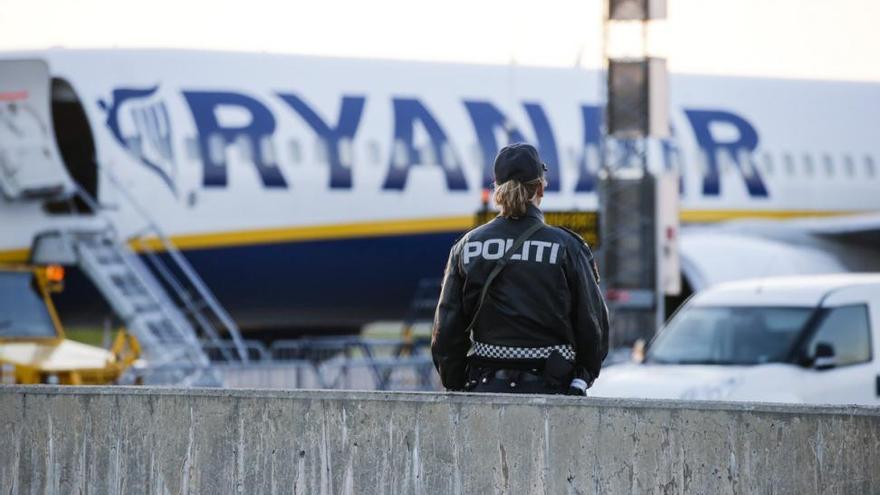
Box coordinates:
[205,337,440,391]
[203,340,272,362]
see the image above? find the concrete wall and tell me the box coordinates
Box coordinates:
[1,386,879,495]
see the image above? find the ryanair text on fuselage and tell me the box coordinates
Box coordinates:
[103,87,769,199]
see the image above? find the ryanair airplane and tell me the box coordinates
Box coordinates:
[1,49,878,334]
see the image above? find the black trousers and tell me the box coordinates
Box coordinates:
[469,369,565,395]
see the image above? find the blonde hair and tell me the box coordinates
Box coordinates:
[493,175,546,218]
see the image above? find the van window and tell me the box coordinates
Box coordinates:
[808,305,872,366]
[0,272,58,338]
[647,306,813,365]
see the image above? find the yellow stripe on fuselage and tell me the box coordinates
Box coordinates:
[132,215,475,252]
[0,209,865,261]
[0,248,30,264]
[679,209,859,223]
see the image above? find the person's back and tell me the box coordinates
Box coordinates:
[432,143,609,395]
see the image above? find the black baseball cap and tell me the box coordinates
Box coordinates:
[493,143,548,185]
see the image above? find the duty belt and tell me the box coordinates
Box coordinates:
[472,340,576,362]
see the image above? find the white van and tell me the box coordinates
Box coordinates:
[591,274,880,405]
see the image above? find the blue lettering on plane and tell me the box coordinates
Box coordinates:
[463,100,561,191]
[183,91,286,188]
[102,87,768,198]
[382,98,468,191]
[575,105,602,192]
[684,109,767,197]
[463,100,527,189]
[98,86,178,195]
[662,125,685,195]
[277,93,365,189]
[523,102,561,192]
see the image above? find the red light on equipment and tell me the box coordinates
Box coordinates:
[45,265,65,283]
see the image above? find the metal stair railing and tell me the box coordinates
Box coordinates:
[95,171,249,364]
[133,242,238,363]
[61,189,216,367]
[37,226,215,385]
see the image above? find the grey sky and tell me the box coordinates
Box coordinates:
[0,0,876,81]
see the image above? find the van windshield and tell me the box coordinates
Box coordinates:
[0,272,58,338]
[646,306,814,365]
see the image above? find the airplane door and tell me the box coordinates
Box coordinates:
[0,59,74,200]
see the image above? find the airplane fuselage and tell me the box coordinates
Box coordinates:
[1,50,878,331]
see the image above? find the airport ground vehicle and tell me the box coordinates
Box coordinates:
[0,264,139,385]
[591,274,880,405]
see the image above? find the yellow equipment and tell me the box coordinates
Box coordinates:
[0,265,139,385]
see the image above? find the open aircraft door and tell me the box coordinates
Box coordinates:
[0,59,74,201]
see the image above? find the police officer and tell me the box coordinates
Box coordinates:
[432,143,609,395]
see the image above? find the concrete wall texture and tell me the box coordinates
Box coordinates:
[1,386,879,495]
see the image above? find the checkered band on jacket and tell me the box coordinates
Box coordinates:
[472,340,576,362]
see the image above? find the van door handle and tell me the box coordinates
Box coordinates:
[876,376,880,397]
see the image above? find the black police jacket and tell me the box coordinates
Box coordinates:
[431,204,609,390]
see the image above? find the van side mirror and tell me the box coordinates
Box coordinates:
[813,342,836,370]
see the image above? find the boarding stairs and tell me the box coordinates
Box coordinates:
[0,59,246,385]
[30,185,250,386]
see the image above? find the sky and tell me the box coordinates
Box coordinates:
[0,0,878,81]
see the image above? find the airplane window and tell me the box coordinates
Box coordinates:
[208,134,225,166]
[314,138,329,164]
[259,137,276,165]
[420,144,437,165]
[392,139,408,168]
[185,138,201,161]
[761,152,774,176]
[367,141,381,166]
[585,146,602,174]
[666,149,682,174]
[471,144,484,169]
[783,153,796,176]
[566,147,578,169]
[235,135,254,163]
[738,149,756,178]
[802,154,815,177]
[125,136,142,156]
[822,154,834,177]
[289,140,302,165]
[570,148,585,173]
[338,139,354,168]
[442,143,457,170]
[865,156,876,178]
[718,149,736,175]
[697,149,711,177]
[844,155,856,177]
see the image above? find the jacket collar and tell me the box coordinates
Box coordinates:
[525,203,545,223]
[495,203,545,222]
